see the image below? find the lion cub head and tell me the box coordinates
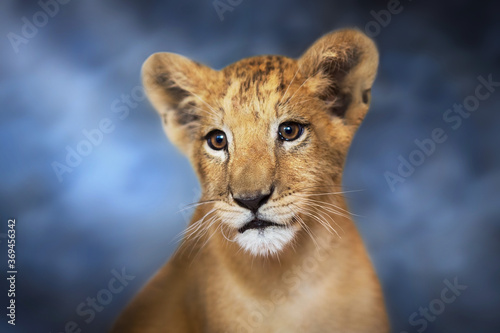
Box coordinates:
[142,29,378,256]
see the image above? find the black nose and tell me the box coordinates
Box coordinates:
[233,190,272,212]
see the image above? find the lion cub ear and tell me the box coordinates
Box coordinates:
[299,29,379,127]
[142,52,219,154]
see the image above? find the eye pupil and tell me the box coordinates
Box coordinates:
[206,130,227,150]
[278,122,303,141]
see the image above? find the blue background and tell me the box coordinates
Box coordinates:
[0,0,499,332]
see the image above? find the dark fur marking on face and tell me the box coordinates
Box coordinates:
[264,61,275,75]
[236,67,247,78]
[251,71,262,84]
[287,136,311,153]
[203,151,224,163]
[239,79,252,95]
[177,112,200,125]
[274,101,280,113]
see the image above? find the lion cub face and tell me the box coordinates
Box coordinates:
[143,29,378,256]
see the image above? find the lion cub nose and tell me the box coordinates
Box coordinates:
[233,190,273,212]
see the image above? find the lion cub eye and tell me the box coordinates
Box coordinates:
[206,130,227,150]
[278,122,304,141]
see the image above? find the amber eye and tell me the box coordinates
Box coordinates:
[206,130,227,150]
[278,122,304,141]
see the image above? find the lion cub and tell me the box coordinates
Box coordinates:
[112,29,389,332]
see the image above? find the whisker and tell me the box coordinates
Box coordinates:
[190,91,221,119]
[295,189,364,196]
[172,210,217,259]
[178,208,217,239]
[192,220,222,263]
[293,185,362,193]
[297,197,359,217]
[296,214,321,251]
[298,205,342,239]
[283,76,313,108]
[186,216,218,262]
[177,200,218,213]
[288,205,320,250]
[192,214,218,242]
[296,205,335,234]
[220,224,236,243]
[189,105,220,123]
[298,198,353,218]
[279,66,301,105]
[186,215,218,257]
[307,206,344,238]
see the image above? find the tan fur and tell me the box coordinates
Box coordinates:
[111,28,389,332]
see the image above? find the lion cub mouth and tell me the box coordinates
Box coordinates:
[238,219,283,233]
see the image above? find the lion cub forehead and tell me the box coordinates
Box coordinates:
[218,55,305,119]
[223,55,298,83]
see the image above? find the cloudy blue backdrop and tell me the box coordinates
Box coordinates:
[0,0,499,332]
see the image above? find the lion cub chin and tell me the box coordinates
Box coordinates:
[112,28,390,333]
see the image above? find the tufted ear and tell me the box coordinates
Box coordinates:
[298,29,379,127]
[142,52,219,154]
